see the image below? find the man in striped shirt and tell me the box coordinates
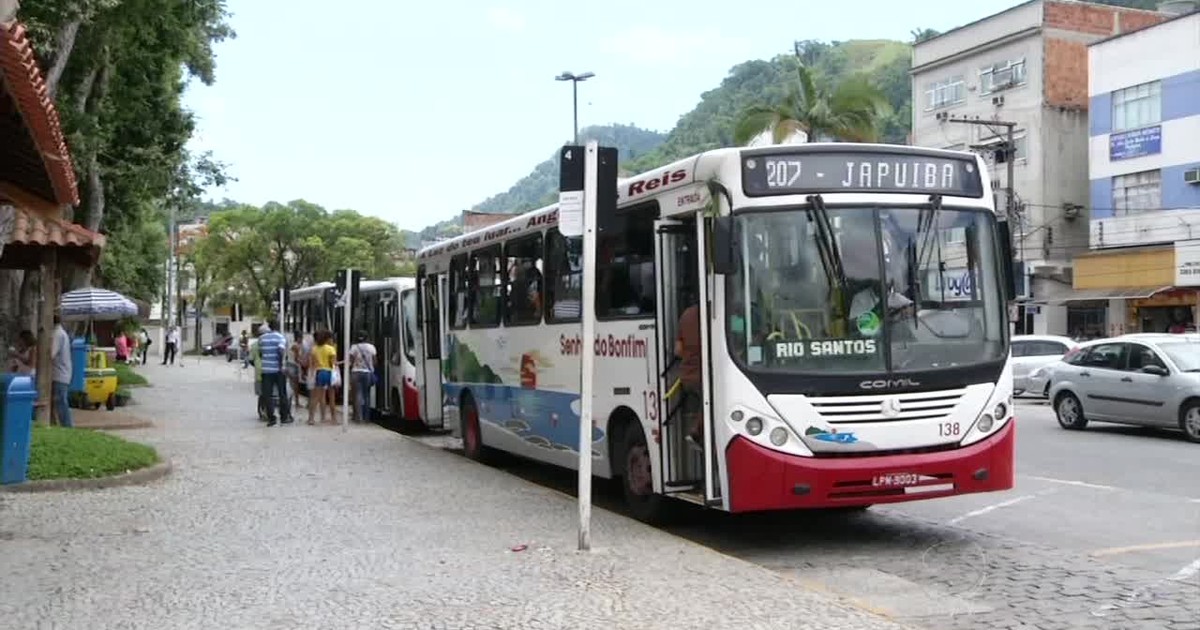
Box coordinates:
[258,319,292,426]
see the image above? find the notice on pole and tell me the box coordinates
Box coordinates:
[559,190,584,237]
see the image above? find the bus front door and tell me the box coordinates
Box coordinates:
[653,218,706,499]
[416,271,446,429]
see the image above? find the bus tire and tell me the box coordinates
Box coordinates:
[619,422,668,524]
[461,395,491,463]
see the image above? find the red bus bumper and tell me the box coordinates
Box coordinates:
[725,420,1015,513]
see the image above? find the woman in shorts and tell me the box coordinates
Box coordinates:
[308,330,339,425]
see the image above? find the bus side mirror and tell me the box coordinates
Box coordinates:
[997,220,1017,301]
[712,216,735,275]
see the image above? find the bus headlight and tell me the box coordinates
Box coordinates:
[993,402,1008,420]
[977,414,995,433]
[730,410,744,423]
[746,417,764,435]
[769,427,788,446]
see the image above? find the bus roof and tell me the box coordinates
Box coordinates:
[417,143,988,262]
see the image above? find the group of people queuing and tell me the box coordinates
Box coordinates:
[5,314,79,428]
[252,319,377,428]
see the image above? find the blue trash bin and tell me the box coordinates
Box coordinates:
[69,337,88,394]
[0,374,36,485]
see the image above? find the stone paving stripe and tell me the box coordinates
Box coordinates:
[1090,540,1200,557]
[794,567,993,619]
[1168,557,1200,582]
[945,493,1042,525]
[1025,475,1119,491]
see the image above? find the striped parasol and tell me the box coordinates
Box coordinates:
[60,287,138,321]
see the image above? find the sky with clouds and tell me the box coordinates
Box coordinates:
[182,0,1024,232]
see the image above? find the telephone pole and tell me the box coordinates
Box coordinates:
[944,114,1026,322]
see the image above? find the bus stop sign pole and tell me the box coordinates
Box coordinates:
[559,142,594,551]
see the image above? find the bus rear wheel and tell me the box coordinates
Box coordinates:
[461,397,488,462]
[620,424,668,524]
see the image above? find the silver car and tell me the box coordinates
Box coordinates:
[1012,334,1078,398]
[1048,333,1200,442]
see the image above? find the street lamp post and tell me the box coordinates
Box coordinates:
[555,71,594,144]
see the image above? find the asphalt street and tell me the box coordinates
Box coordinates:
[411,398,1200,629]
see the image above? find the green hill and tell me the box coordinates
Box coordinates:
[411,38,913,244]
[412,123,665,245]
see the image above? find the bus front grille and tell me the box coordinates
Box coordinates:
[807,389,966,425]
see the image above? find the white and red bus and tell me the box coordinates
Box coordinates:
[415,143,1017,520]
[287,277,431,427]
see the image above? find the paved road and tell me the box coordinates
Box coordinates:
[0,358,910,630]
[415,399,1200,629]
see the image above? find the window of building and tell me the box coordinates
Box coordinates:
[545,228,582,323]
[1112,169,1161,216]
[504,234,543,326]
[979,59,1027,94]
[449,254,469,330]
[976,131,1027,166]
[925,76,965,110]
[470,246,503,327]
[1112,80,1161,132]
[596,202,658,319]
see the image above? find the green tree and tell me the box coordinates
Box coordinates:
[733,57,890,145]
[194,200,405,313]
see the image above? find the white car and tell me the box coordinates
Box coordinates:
[1012,334,1079,398]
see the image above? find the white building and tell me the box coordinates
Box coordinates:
[910,0,1168,336]
[1074,4,1200,336]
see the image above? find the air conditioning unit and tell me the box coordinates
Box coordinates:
[992,95,1005,107]
[1186,168,1200,185]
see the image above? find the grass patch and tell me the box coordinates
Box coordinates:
[28,426,159,480]
[114,362,149,387]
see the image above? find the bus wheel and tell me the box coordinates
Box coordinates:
[620,424,667,524]
[461,397,488,462]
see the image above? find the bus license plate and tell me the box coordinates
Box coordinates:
[872,473,920,487]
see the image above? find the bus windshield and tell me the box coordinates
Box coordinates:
[727,204,1007,375]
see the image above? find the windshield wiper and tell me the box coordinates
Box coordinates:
[915,193,943,283]
[805,194,849,332]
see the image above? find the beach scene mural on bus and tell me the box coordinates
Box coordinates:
[442,334,604,456]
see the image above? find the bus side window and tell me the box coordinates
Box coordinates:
[471,245,503,328]
[545,228,582,323]
[597,202,659,319]
[449,254,469,329]
[504,233,543,326]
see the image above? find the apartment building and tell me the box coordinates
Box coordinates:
[1075,4,1200,336]
[910,0,1166,336]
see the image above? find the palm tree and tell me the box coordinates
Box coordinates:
[733,60,890,146]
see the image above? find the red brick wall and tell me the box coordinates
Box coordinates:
[1119,11,1169,33]
[1041,2,1170,109]
[1043,1,1167,36]
[1044,38,1090,109]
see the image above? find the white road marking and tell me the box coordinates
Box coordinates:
[1169,557,1200,582]
[1025,475,1117,491]
[1091,540,1200,557]
[947,494,1040,526]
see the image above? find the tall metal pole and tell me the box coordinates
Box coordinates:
[572,80,579,145]
[578,141,599,552]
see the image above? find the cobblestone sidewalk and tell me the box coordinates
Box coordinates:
[0,358,913,629]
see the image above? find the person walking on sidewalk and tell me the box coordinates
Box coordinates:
[162,326,180,366]
[258,319,292,427]
[50,314,73,428]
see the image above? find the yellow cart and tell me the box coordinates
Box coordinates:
[82,349,119,411]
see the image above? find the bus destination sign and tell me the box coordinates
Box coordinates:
[742,152,984,198]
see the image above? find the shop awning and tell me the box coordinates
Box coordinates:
[1037,286,1173,305]
[0,203,105,269]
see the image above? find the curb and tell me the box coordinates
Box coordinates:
[0,459,173,493]
[77,421,155,431]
